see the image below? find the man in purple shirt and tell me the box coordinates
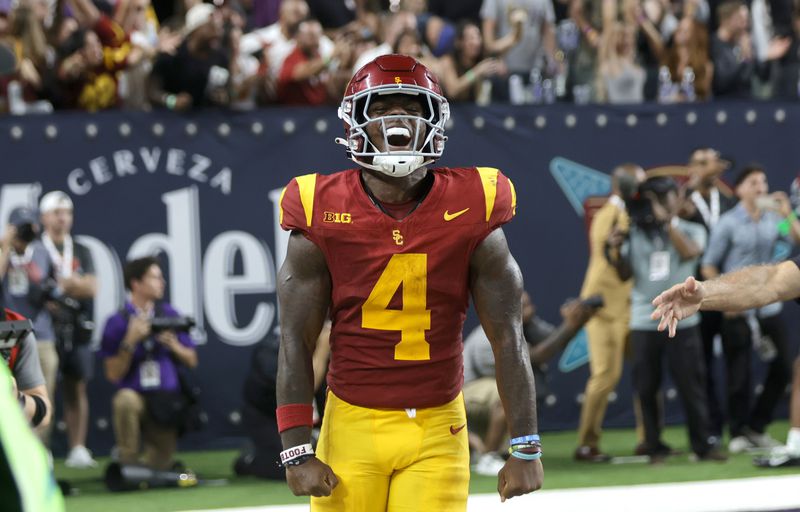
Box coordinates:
[652,254,800,467]
[100,256,198,470]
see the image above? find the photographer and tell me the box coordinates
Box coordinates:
[610,176,725,462]
[1,304,52,429]
[99,256,198,471]
[39,191,97,468]
[0,207,57,433]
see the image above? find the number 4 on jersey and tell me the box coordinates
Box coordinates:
[361,254,431,360]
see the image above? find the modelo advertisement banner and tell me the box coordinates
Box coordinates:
[1,103,798,453]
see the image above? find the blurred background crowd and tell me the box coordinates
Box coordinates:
[2,0,800,114]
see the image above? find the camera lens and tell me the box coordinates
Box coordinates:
[16,223,37,243]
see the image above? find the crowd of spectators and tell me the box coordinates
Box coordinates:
[1,0,799,113]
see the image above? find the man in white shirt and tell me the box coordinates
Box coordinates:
[40,191,98,469]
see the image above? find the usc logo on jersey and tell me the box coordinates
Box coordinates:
[392,229,404,245]
[323,211,352,224]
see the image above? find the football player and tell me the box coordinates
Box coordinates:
[275,54,543,510]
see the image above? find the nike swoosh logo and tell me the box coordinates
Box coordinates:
[444,208,469,221]
[450,424,466,435]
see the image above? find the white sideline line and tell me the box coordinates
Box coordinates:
[185,474,800,512]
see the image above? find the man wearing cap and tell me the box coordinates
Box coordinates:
[39,191,98,469]
[0,207,57,432]
[148,2,229,110]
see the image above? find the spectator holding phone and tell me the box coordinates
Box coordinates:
[701,164,800,453]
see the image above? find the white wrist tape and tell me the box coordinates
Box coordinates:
[280,443,314,464]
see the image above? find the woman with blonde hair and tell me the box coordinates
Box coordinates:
[596,21,645,103]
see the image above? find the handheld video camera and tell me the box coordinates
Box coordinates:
[35,278,95,347]
[151,316,195,334]
[619,175,677,229]
[39,278,83,313]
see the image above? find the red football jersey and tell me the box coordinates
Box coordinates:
[280,166,516,408]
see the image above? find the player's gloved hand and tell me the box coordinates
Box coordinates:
[497,456,543,502]
[286,458,339,497]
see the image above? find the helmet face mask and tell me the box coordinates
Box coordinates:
[338,55,449,177]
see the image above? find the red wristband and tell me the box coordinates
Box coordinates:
[276,404,314,433]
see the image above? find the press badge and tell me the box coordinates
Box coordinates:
[140,360,161,389]
[7,267,29,296]
[649,251,671,281]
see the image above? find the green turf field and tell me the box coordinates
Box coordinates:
[57,421,799,512]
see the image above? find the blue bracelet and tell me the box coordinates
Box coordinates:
[510,450,542,461]
[510,434,540,445]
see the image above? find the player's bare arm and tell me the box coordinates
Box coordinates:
[470,228,543,501]
[700,261,800,310]
[651,261,800,337]
[276,231,339,497]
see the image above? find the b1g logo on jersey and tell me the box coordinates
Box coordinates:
[323,211,352,224]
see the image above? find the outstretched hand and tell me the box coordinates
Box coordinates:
[286,458,339,497]
[650,276,705,337]
[497,456,543,502]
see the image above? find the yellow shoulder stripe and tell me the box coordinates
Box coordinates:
[508,178,517,216]
[295,173,317,227]
[476,167,499,222]
[277,186,287,226]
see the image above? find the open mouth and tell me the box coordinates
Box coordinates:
[385,126,414,150]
